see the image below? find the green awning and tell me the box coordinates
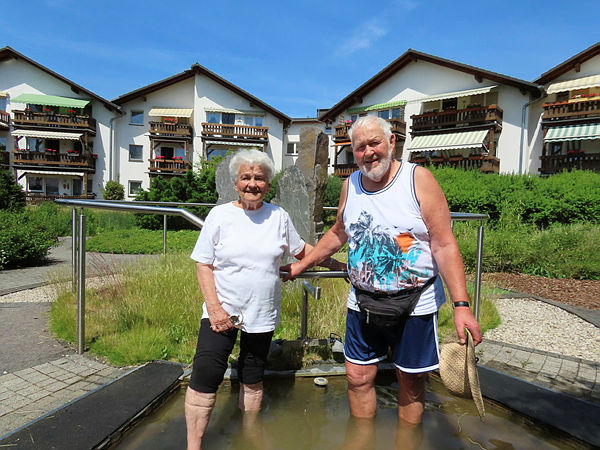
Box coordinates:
[347,100,406,114]
[407,86,497,104]
[545,124,600,142]
[407,130,489,152]
[11,93,90,108]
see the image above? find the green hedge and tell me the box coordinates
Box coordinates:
[0,211,56,269]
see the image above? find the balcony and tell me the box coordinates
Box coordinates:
[542,98,600,123]
[12,110,96,133]
[0,110,9,129]
[410,105,503,133]
[12,151,96,171]
[148,157,191,176]
[1,151,9,167]
[539,153,600,175]
[149,121,193,138]
[334,118,406,142]
[409,154,500,173]
[26,193,96,203]
[332,163,358,177]
[201,123,269,142]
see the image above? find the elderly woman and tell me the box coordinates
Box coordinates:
[185,149,342,449]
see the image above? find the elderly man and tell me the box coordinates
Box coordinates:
[284,116,481,426]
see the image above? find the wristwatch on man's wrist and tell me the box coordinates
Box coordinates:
[452,301,470,309]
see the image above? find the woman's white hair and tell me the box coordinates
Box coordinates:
[348,116,392,144]
[229,149,277,183]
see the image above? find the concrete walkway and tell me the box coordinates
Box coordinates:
[1,239,599,441]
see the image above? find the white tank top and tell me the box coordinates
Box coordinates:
[343,162,446,315]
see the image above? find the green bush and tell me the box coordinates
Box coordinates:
[135,161,220,230]
[0,210,56,269]
[0,169,26,211]
[103,181,125,200]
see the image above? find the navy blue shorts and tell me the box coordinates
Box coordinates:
[344,308,440,373]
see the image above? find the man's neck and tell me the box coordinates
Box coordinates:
[361,160,401,191]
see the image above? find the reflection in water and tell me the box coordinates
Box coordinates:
[115,373,582,449]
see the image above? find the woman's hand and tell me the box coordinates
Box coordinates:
[207,304,234,333]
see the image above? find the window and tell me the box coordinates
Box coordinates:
[27,138,43,152]
[46,178,59,195]
[206,112,220,123]
[128,180,143,197]
[129,144,143,161]
[27,176,43,192]
[556,92,569,102]
[351,115,358,122]
[442,98,457,111]
[160,146,174,159]
[391,108,402,119]
[46,139,59,151]
[221,113,235,124]
[72,179,82,196]
[0,97,6,111]
[0,137,6,152]
[87,179,93,194]
[130,110,144,125]
[550,143,562,155]
[286,143,297,155]
[254,116,263,127]
[377,110,389,120]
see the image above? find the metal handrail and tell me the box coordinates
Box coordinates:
[55,198,486,353]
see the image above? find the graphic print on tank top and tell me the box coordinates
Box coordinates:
[347,210,432,292]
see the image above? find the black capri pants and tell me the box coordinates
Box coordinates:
[189,318,274,393]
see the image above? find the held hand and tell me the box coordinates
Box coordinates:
[453,307,482,346]
[328,258,347,272]
[280,262,302,281]
[207,305,234,333]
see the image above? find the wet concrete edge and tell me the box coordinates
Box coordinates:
[0,361,183,449]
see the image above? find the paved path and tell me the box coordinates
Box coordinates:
[0,239,598,439]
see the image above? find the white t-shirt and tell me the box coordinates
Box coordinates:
[191,202,305,333]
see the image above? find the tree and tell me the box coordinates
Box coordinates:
[103,181,125,200]
[0,169,26,211]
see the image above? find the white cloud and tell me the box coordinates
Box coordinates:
[337,19,388,56]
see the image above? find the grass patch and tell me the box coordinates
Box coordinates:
[86,229,200,254]
[50,251,499,366]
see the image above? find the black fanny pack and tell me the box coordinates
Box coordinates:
[354,275,438,328]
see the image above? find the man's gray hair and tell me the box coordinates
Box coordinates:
[348,116,393,144]
[229,149,276,183]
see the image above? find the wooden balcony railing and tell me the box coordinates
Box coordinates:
[12,151,96,170]
[12,110,96,132]
[0,110,9,128]
[333,163,358,177]
[410,105,503,132]
[148,158,191,174]
[26,193,96,203]
[201,123,269,140]
[539,153,600,175]
[149,121,193,138]
[0,151,9,166]
[334,118,406,141]
[542,98,600,122]
[409,155,500,173]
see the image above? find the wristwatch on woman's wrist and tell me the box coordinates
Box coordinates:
[452,301,470,309]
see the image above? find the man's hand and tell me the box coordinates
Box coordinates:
[453,307,482,346]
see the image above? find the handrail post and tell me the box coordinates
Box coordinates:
[163,214,167,255]
[77,213,86,355]
[300,281,321,341]
[71,208,79,291]
[474,223,484,320]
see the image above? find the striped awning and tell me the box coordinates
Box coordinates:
[17,170,85,180]
[204,140,264,148]
[347,100,406,114]
[407,85,498,104]
[148,107,193,118]
[547,75,600,94]
[544,124,600,142]
[13,130,83,140]
[10,93,89,108]
[407,130,489,152]
[0,91,8,97]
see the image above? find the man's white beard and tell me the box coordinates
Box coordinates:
[359,148,393,182]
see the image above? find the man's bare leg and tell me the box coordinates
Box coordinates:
[185,387,216,450]
[340,416,376,450]
[346,361,378,418]
[396,370,426,424]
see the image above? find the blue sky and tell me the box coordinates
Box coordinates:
[2,1,598,118]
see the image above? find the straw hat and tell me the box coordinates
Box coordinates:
[439,329,485,417]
